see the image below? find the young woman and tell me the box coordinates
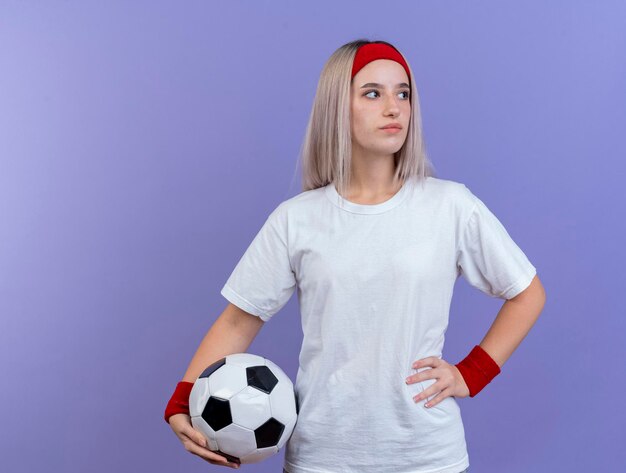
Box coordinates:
[164,39,546,473]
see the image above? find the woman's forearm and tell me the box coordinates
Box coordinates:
[478,275,546,368]
[181,304,265,383]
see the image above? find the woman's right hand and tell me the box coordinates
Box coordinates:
[168,413,241,469]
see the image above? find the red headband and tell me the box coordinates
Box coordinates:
[351,42,411,84]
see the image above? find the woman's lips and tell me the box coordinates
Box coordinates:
[381,127,402,134]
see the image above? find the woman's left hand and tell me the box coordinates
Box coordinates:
[405,357,470,408]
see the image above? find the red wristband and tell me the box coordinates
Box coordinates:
[164,381,194,424]
[455,345,501,397]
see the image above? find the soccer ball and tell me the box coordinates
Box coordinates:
[189,353,299,464]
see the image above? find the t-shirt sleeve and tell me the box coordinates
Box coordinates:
[456,186,537,300]
[220,202,297,322]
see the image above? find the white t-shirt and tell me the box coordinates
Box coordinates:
[220,175,537,473]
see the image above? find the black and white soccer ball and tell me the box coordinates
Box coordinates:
[189,353,299,464]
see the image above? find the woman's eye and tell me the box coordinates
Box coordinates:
[364,90,410,99]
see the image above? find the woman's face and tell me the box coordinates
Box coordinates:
[350,59,411,156]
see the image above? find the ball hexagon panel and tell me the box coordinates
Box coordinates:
[240,445,279,464]
[189,377,211,418]
[267,380,298,449]
[268,385,296,423]
[214,422,257,459]
[226,353,266,369]
[208,363,248,400]
[265,360,298,422]
[229,385,272,430]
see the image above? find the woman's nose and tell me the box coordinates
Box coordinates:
[383,95,401,113]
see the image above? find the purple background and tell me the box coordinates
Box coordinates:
[1,1,624,472]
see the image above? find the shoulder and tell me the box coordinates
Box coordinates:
[273,185,328,215]
[421,176,477,210]
[265,185,327,224]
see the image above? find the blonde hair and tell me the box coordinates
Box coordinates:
[294,38,437,199]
